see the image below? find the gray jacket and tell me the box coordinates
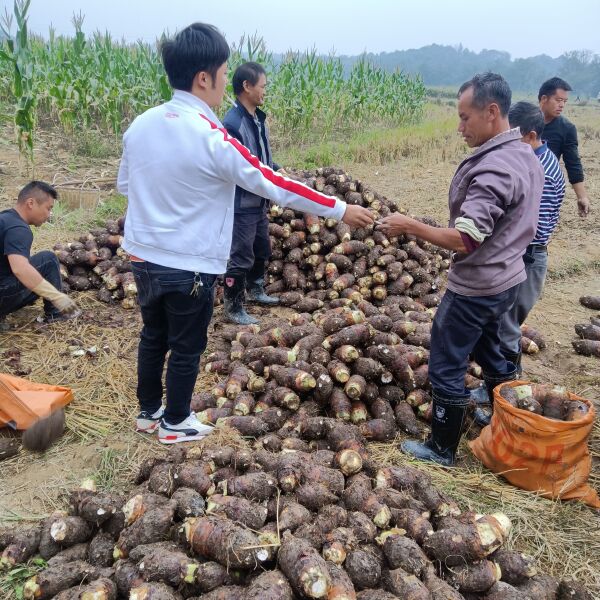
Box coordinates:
[447,128,545,296]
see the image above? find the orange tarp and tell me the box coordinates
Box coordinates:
[0,373,73,430]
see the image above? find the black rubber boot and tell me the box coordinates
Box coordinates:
[504,350,522,377]
[473,368,517,427]
[223,273,259,325]
[401,391,470,467]
[470,350,521,406]
[246,261,279,306]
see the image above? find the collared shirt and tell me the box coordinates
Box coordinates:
[447,128,544,297]
[531,142,566,246]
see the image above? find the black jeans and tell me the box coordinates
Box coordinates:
[0,251,63,318]
[428,286,519,399]
[132,261,216,425]
[227,211,272,273]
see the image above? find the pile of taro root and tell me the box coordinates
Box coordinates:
[53,216,137,309]
[572,296,600,358]
[0,436,592,599]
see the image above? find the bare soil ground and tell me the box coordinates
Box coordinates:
[1,104,600,591]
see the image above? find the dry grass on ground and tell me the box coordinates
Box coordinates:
[1,104,600,594]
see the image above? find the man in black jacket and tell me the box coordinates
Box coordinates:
[539,77,591,217]
[222,62,280,324]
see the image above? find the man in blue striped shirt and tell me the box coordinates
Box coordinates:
[500,102,565,373]
[473,102,565,425]
[500,101,566,370]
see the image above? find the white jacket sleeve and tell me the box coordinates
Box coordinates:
[117,138,129,198]
[203,116,346,221]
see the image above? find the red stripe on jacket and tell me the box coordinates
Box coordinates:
[198,113,336,209]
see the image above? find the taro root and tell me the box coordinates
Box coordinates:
[122,493,171,526]
[321,527,358,565]
[564,400,590,421]
[245,569,295,600]
[422,566,464,600]
[394,401,421,435]
[185,516,267,569]
[446,559,501,593]
[484,580,531,599]
[355,590,397,600]
[129,582,182,600]
[390,508,433,545]
[574,323,600,341]
[170,487,205,520]
[53,577,116,600]
[218,471,276,501]
[46,543,89,566]
[572,339,600,357]
[296,481,340,511]
[359,418,396,442]
[70,489,124,525]
[206,494,268,530]
[87,531,115,567]
[278,501,312,532]
[1,526,41,568]
[173,463,215,496]
[491,548,537,585]
[326,561,357,600]
[381,566,431,599]
[579,295,600,310]
[0,438,20,461]
[343,475,391,529]
[423,513,511,566]
[137,548,199,587]
[520,324,546,349]
[50,516,93,547]
[114,501,176,559]
[345,546,382,590]
[382,532,430,576]
[278,534,332,598]
[199,585,247,600]
[557,579,593,600]
[192,561,231,593]
[516,574,560,599]
[22,560,101,600]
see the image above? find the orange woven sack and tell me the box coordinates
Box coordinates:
[0,372,73,430]
[470,380,600,508]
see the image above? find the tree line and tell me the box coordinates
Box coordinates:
[274,45,600,97]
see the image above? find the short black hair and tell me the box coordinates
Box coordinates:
[17,181,58,204]
[538,77,572,101]
[232,62,266,96]
[508,101,545,138]
[458,72,512,117]
[161,23,230,91]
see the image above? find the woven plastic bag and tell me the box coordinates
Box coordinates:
[470,380,600,508]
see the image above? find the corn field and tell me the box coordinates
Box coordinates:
[0,2,426,158]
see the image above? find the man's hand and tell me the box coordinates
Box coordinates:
[51,293,79,315]
[342,205,374,228]
[32,279,79,315]
[577,196,590,217]
[376,213,416,236]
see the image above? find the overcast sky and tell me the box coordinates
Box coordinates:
[12,0,600,58]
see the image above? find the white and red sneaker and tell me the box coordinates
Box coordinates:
[158,413,214,444]
[135,407,164,433]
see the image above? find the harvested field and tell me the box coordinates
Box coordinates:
[1,103,600,596]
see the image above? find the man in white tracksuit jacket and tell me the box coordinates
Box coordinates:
[117,22,373,444]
